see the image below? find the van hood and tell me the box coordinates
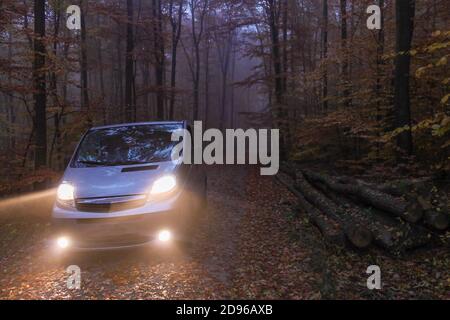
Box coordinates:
[62,162,178,199]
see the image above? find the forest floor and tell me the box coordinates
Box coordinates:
[0,166,448,299]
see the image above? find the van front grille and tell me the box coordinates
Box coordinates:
[76,234,152,248]
[75,195,147,213]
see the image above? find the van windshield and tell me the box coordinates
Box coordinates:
[72,124,183,167]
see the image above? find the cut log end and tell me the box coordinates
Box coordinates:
[424,210,450,231]
[346,226,373,249]
[405,203,424,224]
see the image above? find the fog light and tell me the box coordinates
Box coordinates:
[57,236,71,249]
[158,230,171,242]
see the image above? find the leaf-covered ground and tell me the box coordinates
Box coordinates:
[0,166,448,299]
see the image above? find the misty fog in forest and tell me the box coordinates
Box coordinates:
[0,0,449,192]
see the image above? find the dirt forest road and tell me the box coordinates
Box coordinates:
[0,166,448,299]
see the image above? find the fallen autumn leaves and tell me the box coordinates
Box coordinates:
[0,166,448,299]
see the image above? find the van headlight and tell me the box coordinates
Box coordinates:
[150,175,177,195]
[57,183,75,207]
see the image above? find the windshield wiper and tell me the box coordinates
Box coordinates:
[105,161,150,166]
[77,160,110,166]
[78,160,150,166]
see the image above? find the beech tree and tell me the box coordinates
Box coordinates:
[125,0,136,122]
[394,0,415,156]
[168,0,184,119]
[322,0,328,113]
[187,0,208,120]
[33,0,47,171]
[0,0,449,193]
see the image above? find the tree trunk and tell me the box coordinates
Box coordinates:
[340,0,350,108]
[7,33,16,150]
[125,0,135,122]
[394,0,415,156]
[80,0,90,125]
[193,54,200,120]
[204,30,210,126]
[321,0,328,113]
[58,40,70,170]
[230,41,236,128]
[49,1,61,168]
[142,60,151,119]
[189,0,208,121]
[267,0,286,158]
[168,0,184,120]
[33,0,47,173]
[267,0,282,105]
[216,32,232,130]
[153,0,165,120]
[375,0,385,158]
[281,0,288,94]
[96,14,107,124]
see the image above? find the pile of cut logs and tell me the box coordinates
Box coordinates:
[277,163,449,254]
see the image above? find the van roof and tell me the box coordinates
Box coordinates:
[90,121,186,130]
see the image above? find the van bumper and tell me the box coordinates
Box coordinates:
[51,191,194,250]
[52,212,182,250]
